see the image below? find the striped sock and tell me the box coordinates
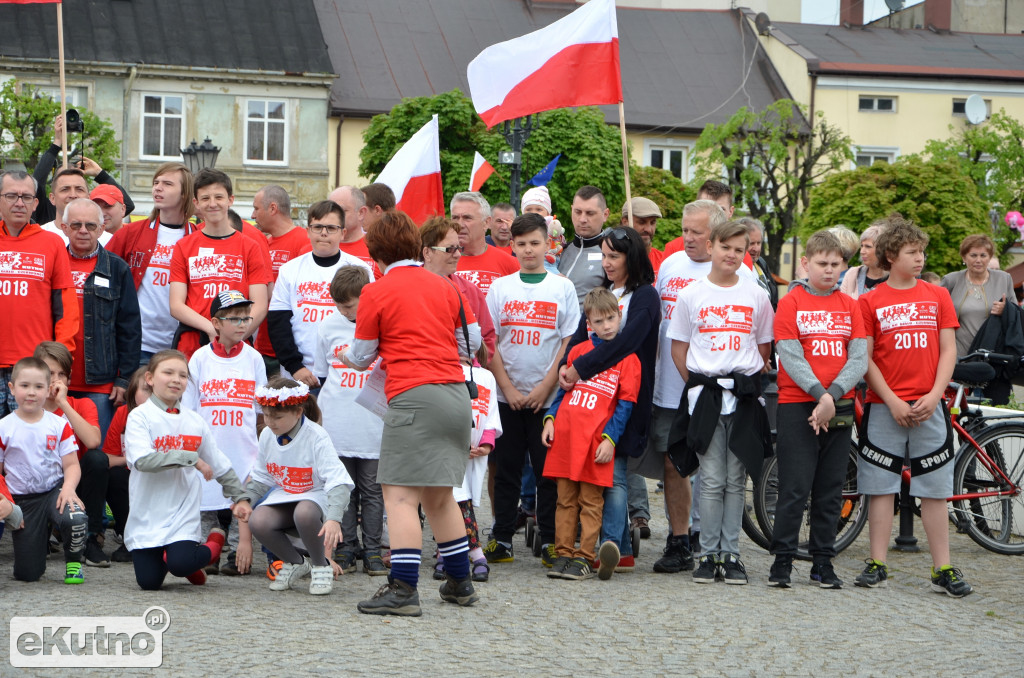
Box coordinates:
[389,548,422,588]
[437,537,470,580]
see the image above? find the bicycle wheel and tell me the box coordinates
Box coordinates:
[753,444,866,561]
[951,423,1024,555]
[742,465,771,551]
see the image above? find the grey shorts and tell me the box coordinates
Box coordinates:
[377,382,472,487]
[628,405,675,480]
[857,402,953,499]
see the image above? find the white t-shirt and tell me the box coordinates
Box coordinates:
[486,273,580,407]
[138,225,187,353]
[183,343,268,510]
[0,411,78,494]
[314,312,384,459]
[666,276,774,415]
[611,286,632,328]
[123,399,235,549]
[269,252,372,377]
[453,364,501,506]
[42,221,112,247]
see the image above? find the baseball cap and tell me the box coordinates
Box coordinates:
[621,197,662,219]
[210,289,252,317]
[90,184,124,207]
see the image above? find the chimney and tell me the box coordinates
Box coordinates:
[925,0,952,32]
[839,0,863,26]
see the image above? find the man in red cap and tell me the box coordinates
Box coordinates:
[90,185,127,241]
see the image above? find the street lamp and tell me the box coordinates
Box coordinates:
[499,116,538,210]
[180,137,221,174]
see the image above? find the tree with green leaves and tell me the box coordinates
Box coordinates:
[0,80,120,176]
[693,100,853,273]
[802,156,991,275]
[627,164,695,250]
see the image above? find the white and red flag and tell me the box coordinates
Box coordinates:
[467,0,621,128]
[375,114,444,225]
[468,152,495,192]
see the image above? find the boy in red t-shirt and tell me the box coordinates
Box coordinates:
[168,169,269,358]
[769,231,866,589]
[856,216,971,597]
[541,288,640,581]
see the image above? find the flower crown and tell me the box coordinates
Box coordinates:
[255,383,310,407]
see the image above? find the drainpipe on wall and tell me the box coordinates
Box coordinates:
[121,65,138,190]
[334,114,344,189]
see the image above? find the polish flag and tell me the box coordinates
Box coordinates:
[467,0,621,128]
[469,152,495,192]
[375,115,444,225]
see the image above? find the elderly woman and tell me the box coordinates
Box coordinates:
[343,210,481,617]
[840,222,888,299]
[738,216,778,310]
[941,234,1016,356]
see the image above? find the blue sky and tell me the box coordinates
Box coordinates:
[801,0,920,25]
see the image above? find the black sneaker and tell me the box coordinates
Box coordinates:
[84,535,110,568]
[483,539,514,563]
[546,555,572,579]
[439,574,479,606]
[540,543,561,568]
[357,577,422,617]
[721,554,747,585]
[334,550,358,574]
[768,554,792,588]
[653,534,694,573]
[561,557,595,580]
[692,555,718,583]
[810,560,843,589]
[221,552,249,576]
[931,565,973,598]
[597,541,619,581]
[854,559,888,588]
[363,551,389,576]
[111,543,132,563]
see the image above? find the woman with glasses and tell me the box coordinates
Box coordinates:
[558,226,659,576]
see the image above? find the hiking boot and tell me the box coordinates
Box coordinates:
[631,516,651,539]
[931,565,973,598]
[84,534,110,568]
[597,541,619,581]
[471,558,490,583]
[334,550,358,575]
[111,543,132,563]
[561,557,595,580]
[309,564,334,595]
[439,574,479,606]
[357,577,422,617]
[483,539,514,563]
[269,557,311,591]
[721,554,748,585]
[854,559,888,588]
[363,551,388,576]
[653,534,694,573]
[546,555,572,579]
[540,543,559,568]
[768,554,793,588]
[810,559,843,589]
[64,561,84,585]
[692,555,718,583]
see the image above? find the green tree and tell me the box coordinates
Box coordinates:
[802,156,991,275]
[358,90,626,236]
[0,81,120,176]
[627,164,695,250]
[693,100,853,273]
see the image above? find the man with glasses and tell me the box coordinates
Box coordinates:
[486,202,516,254]
[0,170,80,416]
[267,200,372,388]
[452,192,518,295]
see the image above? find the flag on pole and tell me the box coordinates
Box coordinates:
[469,152,495,192]
[526,154,562,187]
[375,115,444,225]
[467,0,621,128]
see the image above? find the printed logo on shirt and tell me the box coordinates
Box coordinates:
[266,462,314,494]
[150,244,174,270]
[71,270,89,295]
[296,281,334,307]
[498,300,558,330]
[454,269,501,293]
[876,302,938,333]
[269,249,292,273]
[796,311,852,337]
[152,434,203,453]
[696,304,754,352]
[471,384,492,425]
[188,254,244,282]
[198,378,256,408]
[46,435,57,451]
[0,252,46,280]
[661,276,696,301]
[576,367,621,400]
[329,344,373,389]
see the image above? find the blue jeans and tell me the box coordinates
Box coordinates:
[71,390,115,443]
[601,456,632,556]
[139,351,155,368]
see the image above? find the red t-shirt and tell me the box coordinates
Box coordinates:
[663,237,684,257]
[454,245,519,294]
[648,247,664,276]
[255,227,313,357]
[240,222,274,284]
[354,265,473,401]
[54,396,100,459]
[339,237,383,279]
[103,404,128,457]
[859,281,958,403]
[775,285,866,404]
[67,256,113,394]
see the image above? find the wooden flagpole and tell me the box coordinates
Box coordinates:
[56,1,68,169]
[618,101,633,228]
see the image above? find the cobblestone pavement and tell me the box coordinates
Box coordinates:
[2,481,1022,677]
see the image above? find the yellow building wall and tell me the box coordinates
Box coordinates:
[757,33,812,108]
[328,116,373,189]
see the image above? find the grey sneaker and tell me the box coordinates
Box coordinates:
[269,556,311,591]
[931,565,972,598]
[334,550,357,575]
[692,555,718,584]
[561,557,595,581]
[546,555,572,579]
[720,554,748,585]
[854,559,888,588]
[439,574,479,606]
[358,577,422,616]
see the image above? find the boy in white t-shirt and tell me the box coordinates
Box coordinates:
[267,200,372,388]
[314,265,386,576]
[666,220,773,585]
[484,213,580,567]
[0,357,88,583]
[184,290,268,576]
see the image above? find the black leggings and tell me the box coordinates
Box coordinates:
[132,541,213,590]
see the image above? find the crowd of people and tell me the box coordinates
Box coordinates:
[1,137,1007,616]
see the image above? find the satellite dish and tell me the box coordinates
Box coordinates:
[964,94,987,125]
[754,12,772,36]
[885,0,905,12]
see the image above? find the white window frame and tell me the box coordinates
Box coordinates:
[243,99,288,166]
[139,93,185,161]
[642,137,693,182]
[858,96,897,113]
[853,145,900,169]
[31,84,88,108]
[952,97,992,120]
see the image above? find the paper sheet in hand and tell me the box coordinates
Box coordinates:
[355,359,388,418]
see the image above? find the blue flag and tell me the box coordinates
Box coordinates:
[526,154,561,187]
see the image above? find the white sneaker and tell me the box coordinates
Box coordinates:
[309,564,334,595]
[269,557,311,591]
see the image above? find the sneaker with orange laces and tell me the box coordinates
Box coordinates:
[266,560,283,581]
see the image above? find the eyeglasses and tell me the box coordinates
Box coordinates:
[1,193,36,204]
[217,316,254,326]
[429,245,464,254]
[67,221,102,232]
[308,223,343,235]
